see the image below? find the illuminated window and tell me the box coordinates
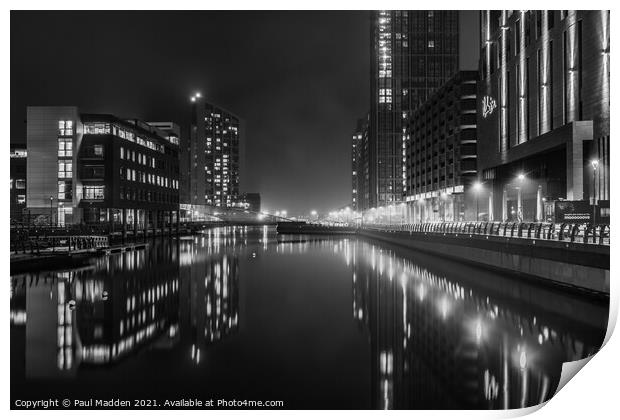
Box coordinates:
[17,195,25,204]
[58,161,73,178]
[58,120,73,136]
[15,179,26,189]
[84,123,110,135]
[58,181,72,200]
[93,145,104,156]
[120,147,125,159]
[83,186,104,200]
[10,149,27,158]
[58,138,72,157]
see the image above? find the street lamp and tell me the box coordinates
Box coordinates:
[418,197,424,223]
[516,173,526,222]
[473,182,482,222]
[591,159,599,226]
[49,196,54,227]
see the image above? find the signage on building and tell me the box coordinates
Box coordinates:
[481,96,497,118]
[553,200,593,223]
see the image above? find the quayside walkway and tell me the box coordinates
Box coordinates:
[277,221,610,296]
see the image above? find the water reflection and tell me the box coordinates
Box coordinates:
[344,240,607,409]
[11,241,181,378]
[10,227,607,409]
[179,236,240,364]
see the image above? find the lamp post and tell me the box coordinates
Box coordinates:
[440,192,448,222]
[516,173,525,222]
[49,196,54,227]
[473,182,482,222]
[591,159,599,226]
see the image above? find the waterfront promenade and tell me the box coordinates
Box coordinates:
[277,221,610,296]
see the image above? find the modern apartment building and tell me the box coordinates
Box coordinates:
[10,144,27,223]
[405,71,479,222]
[477,10,610,222]
[26,106,180,228]
[351,117,369,211]
[366,10,460,210]
[189,96,242,210]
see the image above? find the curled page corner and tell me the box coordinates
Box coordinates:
[554,355,595,397]
[602,270,617,348]
[503,402,548,418]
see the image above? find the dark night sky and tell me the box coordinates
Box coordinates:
[11,11,370,215]
[11,11,477,215]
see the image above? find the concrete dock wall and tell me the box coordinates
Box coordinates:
[358,229,609,295]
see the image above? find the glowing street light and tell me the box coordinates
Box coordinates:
[49,196,54,227]
[515,174,525,221]
[591,159,600,226]
[195,92,202,98]
[310,210,317,216]
[473,182,483,222]
[440,192,449,221]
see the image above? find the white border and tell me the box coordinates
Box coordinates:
[4,2,618,420]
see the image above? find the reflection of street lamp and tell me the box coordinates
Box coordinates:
[49,196,54,227]
[473,182,482,222]
[591,159,599,226]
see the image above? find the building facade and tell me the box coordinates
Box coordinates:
[26,107,180,228]
[405,71,479,222]
[477,10,610,222]
[189,97,242,210]
[351,117,369,211]
[10,144,27,224]
[366,10,460,211]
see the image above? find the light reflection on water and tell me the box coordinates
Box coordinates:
[10,226,608,409]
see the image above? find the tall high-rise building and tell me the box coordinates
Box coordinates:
[189,96,243,210]
[477,11,610,222]
[351,117,368,211]
[405,71,479,222]
[10,144,27,223]
[366,10,460,211]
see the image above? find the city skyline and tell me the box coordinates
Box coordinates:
[11,10,371,215]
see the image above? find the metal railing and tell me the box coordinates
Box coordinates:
[362,221,610,245]
[10,235,110,254]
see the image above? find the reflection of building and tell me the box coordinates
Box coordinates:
[405,71,479,222]
[179,231,240,364]
[74,246,180,365]
[26,107,180,227]
[367,11,460,210]
[477,11,610,222]
[189,98,243,209]
[13,244,180,378]
[10,144,27,223]
[344,240,605,409]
